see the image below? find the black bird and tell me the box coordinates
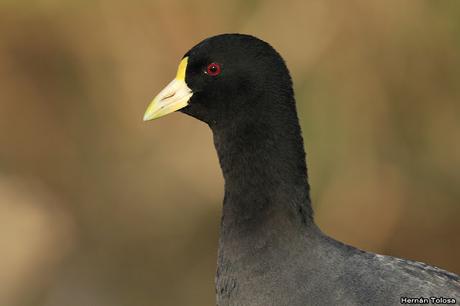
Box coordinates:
[143,34,460,306]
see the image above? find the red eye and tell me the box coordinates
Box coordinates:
[206,63,221,76]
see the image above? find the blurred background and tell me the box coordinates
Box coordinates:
[1,0,459,305]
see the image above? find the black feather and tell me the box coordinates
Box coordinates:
[173,33,460,306]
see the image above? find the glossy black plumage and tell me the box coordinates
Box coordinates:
[166,34,460,305]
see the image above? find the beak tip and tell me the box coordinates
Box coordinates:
[143,113,152,121]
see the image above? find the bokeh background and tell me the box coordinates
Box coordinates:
[1,1,459,305]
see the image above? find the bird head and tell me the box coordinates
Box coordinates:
[143,34,293,127]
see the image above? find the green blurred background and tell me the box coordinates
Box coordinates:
[1,1,459,305]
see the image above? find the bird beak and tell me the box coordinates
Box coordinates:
[143,57,193,121]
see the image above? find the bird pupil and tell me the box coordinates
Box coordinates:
[210,66,217,71]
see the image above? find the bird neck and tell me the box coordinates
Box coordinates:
[211,102,314,245]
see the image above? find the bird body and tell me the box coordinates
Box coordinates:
[144,34,460,306]
[217,227,459,305]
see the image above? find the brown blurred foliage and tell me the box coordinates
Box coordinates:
[0,1,459,305]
